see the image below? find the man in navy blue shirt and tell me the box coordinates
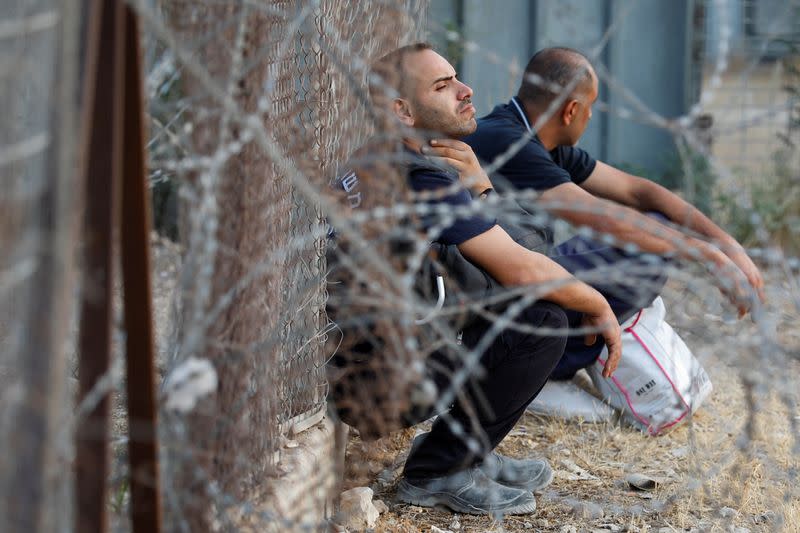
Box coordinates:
[464,47,765,379]
[328,43,623,516]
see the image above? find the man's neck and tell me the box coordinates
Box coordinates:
[516,98,559,151]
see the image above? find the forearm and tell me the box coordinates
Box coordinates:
[544,196,727,265]
[458,226,611,315]
[494,248,611,316]
[635,181,742,252]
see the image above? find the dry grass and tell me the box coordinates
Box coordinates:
[344,267,800,532]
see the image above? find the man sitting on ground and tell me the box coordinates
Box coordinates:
[327,43,622,516]
[462,46,764,381]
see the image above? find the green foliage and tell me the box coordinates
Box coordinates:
[715,148,800,256]
[715,50,800,255]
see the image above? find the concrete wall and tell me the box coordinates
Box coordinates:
[425,0,698,174]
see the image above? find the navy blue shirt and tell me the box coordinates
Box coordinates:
[463,97,596,191]
[333,143,495,246]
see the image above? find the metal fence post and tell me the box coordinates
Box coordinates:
[121,5,163,532]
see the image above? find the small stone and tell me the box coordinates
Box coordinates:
[373,499,389,514]
[430,526,454,533]
[625,473,659,491]
[336,487,380,530]
[559,526,578,533]
[731,528,751,533]
[597,524,622,532]
[448,517,461,530]
[523,522,533,529]
[535,518,551,528]
[719,506,738,518]
[670,446,689,458]
[284,439,298,449]
[570,500,604,519]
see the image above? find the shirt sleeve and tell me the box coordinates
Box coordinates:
[409,170,496,246]
[551,145,597,185]
[468,127,573,191]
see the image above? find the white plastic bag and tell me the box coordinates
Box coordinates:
[587,296,713,435]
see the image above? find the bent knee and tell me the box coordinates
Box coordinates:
[525,301,569,336]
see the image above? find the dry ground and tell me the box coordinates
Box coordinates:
[342,268,800,533]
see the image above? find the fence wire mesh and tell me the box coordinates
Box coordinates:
[2,0,800,531]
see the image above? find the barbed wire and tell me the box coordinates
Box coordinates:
[1,0,799,531]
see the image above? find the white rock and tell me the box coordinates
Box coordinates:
[164,357,217,413]
[373,499,389,514]
[430,526,454,533]
[337,487,379,530]
[719,506,738,518]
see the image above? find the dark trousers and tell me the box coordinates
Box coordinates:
[403,301,568,480]
[549,214,671,380]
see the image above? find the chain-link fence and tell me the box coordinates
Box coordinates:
[3,0,800,531]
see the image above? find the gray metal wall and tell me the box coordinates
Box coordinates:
[427,0,698,174]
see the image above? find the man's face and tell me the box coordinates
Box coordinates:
[564,69,598,146]
[400,49,476,138]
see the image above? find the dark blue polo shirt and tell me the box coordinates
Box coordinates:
[406,153,496,245]
[463,97,597,191]
[333,143,495,246]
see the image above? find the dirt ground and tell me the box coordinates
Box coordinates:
[342,268,800,533]
[146,235,799,532]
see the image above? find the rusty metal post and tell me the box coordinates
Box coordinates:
[121,5,163,532]
[75,0,125,532]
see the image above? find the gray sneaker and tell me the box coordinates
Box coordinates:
[396,466,537,515]
[479,452,554,493]
[408,433,553,493]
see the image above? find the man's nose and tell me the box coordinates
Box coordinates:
[457,81,473,100]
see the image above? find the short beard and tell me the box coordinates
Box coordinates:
[411,100,477,139]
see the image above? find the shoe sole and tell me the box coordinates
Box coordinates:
[396,480,537,515]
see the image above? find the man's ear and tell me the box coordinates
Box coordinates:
[392,98,415,127]
[562,99,579,126]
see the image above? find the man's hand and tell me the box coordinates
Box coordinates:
[699,241,761,317]
[715,254,760,318]
[727,246,765,304]
[422,139,493,195]
[580,305,622,378]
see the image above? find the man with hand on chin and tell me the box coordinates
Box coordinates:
[329,42,621,516]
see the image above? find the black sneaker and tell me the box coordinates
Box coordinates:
[479,452,554,493]
[396,466,537,515]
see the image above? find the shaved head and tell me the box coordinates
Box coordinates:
[518,47,596,111]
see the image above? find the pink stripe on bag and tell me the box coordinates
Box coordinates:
[596,355,656,433]
[596,308,694,435]
[626,328,691,433]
